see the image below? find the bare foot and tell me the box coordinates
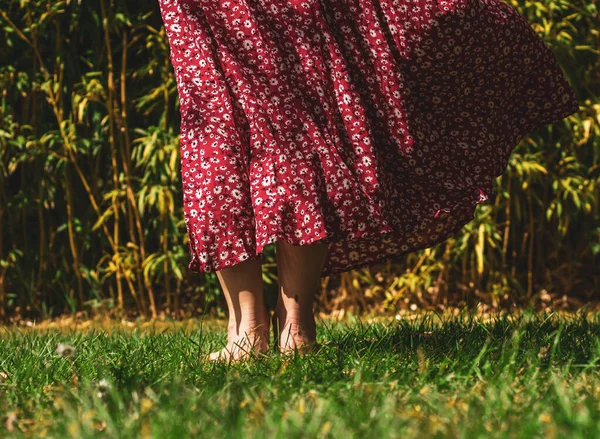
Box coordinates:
[273,307,319,355]
[208,309,270,363]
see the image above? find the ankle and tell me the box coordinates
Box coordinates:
[279,315,315,328]
[275,307,315,324]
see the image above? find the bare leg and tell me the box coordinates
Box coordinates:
[274,239,329,354]
[208,256,270,362]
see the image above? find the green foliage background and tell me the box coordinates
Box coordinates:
[0,0,598,320]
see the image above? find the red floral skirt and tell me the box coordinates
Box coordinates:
[157,0,579,277]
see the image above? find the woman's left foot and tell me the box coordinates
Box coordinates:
[208,308,270,362]
[207,330,269,362]
[273,307,318,354]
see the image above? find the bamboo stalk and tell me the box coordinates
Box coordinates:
[511,189,517,280]
[0,188,5,318]
[34,180,46,299]
[538,176,549,285]
[435,243,451,306]
[120,31,145,314]
[119,30,152,318]
[65,165,85,307]
[164,211,171,314]
[100,0,125,311]
[33,46,45,300]
[527,187,534,299]
[174,278,181,316]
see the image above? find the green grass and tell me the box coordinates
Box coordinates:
[1,310,600,438]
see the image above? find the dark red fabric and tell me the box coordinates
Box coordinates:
[158,0,579,277]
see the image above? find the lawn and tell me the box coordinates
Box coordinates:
[1,310,599,438]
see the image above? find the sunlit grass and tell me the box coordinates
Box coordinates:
[1,310,599,437]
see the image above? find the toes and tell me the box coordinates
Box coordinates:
[206,336,270,363]
[208,348,229,362]
[208,343,239,363]
[208,352,222,362]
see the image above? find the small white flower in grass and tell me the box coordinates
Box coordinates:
[97,378,111,399]
[56,343,75,358]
